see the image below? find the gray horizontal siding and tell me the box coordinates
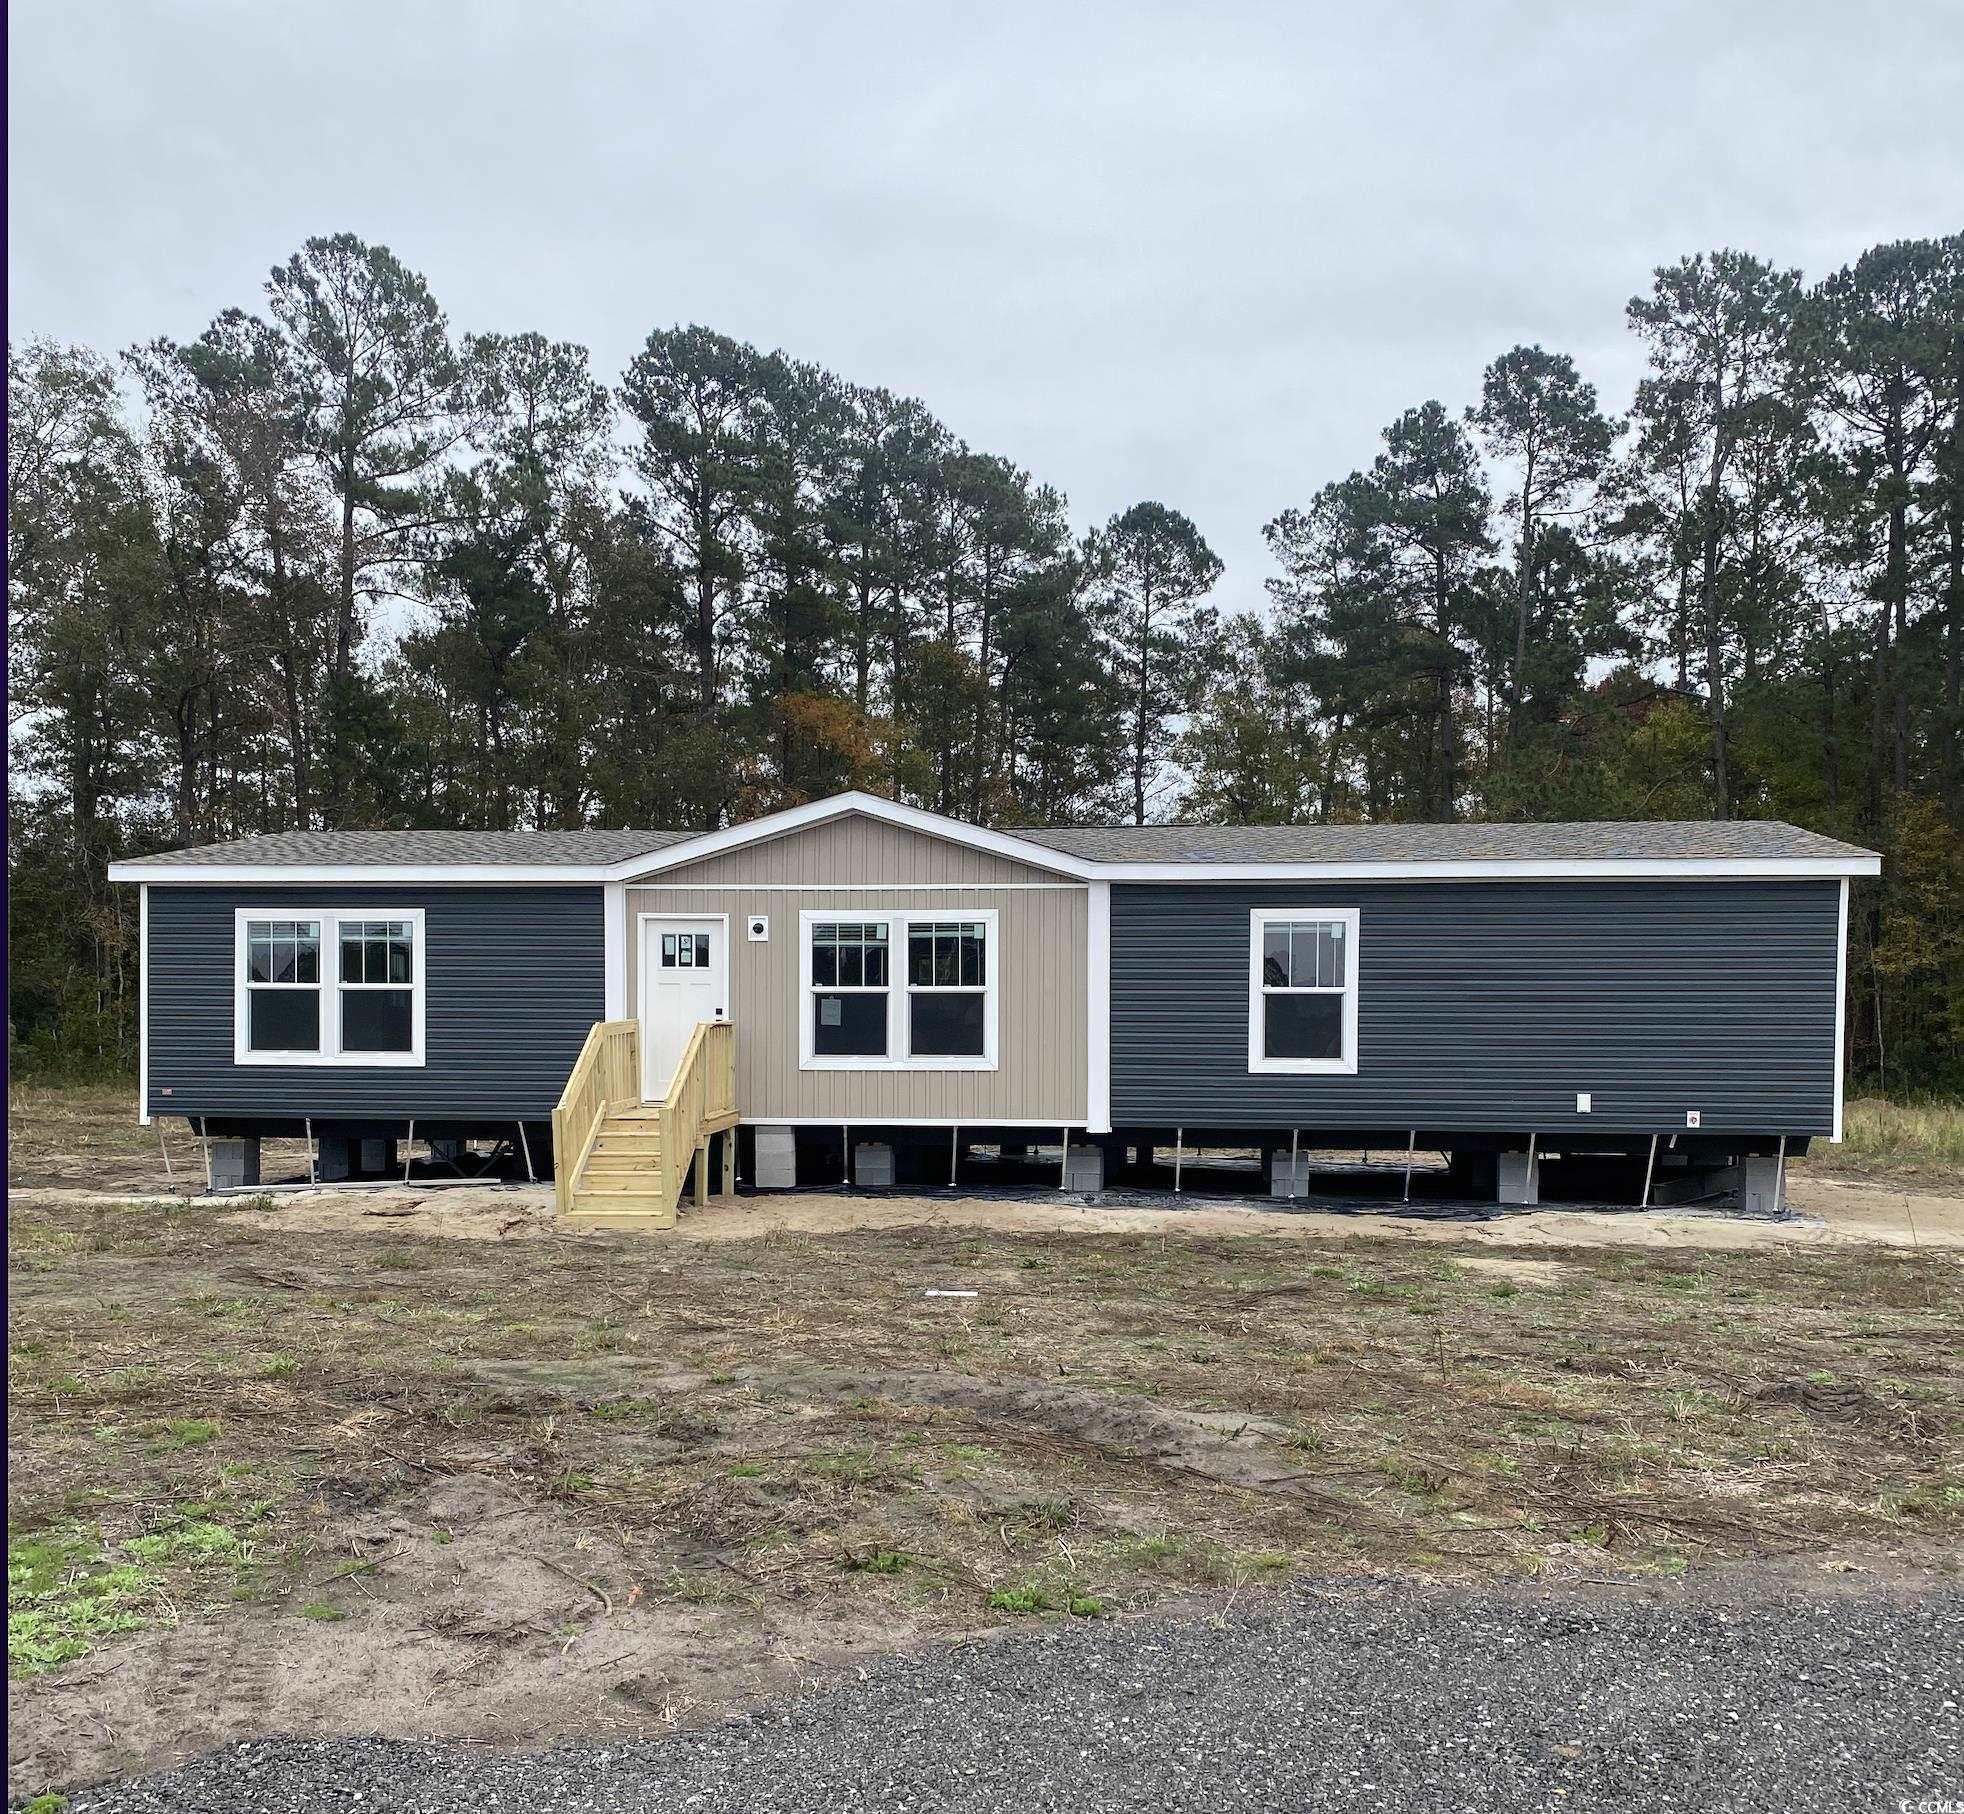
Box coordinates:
[1111,880,1840,1135]
[146,885,604,1120]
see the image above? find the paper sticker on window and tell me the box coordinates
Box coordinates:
[820,997,842,1026]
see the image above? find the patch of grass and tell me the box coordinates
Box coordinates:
[7,1527,153,1675]
[124,1520,242,1564]
[149,1417,220,1452]
[1808,1097,1964,1182]
[844,1549,916,1575]
[21,1793,70,1814]
[297,1601,346,1622]
[1102,1531,1289,1586]
[986,1580,1103,1617]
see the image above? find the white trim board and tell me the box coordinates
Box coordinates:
[1091,856,1881,883]
[603,882,628,1019]
[137,884,151,1126]
[111,852,1882,886]
[750,1117,1090,1129]
[1086,879,1111,1133]
[628,882,1085,892]
[1833,877,1849,1144]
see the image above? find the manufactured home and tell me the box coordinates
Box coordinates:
[108,792,1880,1225]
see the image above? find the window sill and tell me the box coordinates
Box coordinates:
[800,1056,998,1074]
[1248,1057,1358,1076]
[233,1050,426,1068]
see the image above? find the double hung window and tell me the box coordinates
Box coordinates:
[801,910,997,1069]
[1248,908,1358,1074]
[235,908,425,1065]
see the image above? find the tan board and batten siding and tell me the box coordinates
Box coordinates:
[622,815,1088,1123]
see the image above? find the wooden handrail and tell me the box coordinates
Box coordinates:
[650,1019,737,1210]
[553,1018,736,1218]
[551,1018,639,1214]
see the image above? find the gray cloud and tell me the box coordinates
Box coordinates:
[9,0,1961,614]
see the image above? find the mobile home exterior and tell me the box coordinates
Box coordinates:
[110,793,1879,1218]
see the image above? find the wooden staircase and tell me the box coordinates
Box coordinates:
[552,1019,739,1230]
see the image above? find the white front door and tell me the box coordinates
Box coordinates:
[639,918,727,1099]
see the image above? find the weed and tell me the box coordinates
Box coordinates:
[297,1602,345,1622]
[7,1527,153,1674]
[124,1521,241,1563]
[150,1417,219,1452]
[985,1581,1102,1617]
[844,1549,915,1575]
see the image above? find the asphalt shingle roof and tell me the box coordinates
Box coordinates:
[116,814,1875,870]
[1010,820,1879,864]
[118,828,689,868]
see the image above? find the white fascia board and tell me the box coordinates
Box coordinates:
[106,862,622,885]
[108,852,1880,886]
[1093,855,1881,882]
[608,791,1099,883]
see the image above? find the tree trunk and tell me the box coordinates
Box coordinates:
[1946,494,1962,822]
[1886,425,1911,796]
[1132,590,1153,825]
[1510,445,1535,735]
[1700,488,1730,820]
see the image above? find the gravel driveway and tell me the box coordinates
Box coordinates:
[64,1582,1963,1813]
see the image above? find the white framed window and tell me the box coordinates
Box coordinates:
[1248,907,1358,1075]
[233,907,426,1066]
[799,909,998,1071]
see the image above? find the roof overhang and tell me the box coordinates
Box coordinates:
[106,792,1102,886]
[1085,854,1882,882]
[105,792,1882,885]
[608,791,1099,882]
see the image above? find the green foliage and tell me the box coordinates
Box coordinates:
[7,1527,152,1676]
[986,1580,1104,1617]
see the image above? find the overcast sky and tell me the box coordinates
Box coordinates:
[9,0,1962,617]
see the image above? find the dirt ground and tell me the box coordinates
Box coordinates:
[8,1088,1964,1799]
[14,1168,1964,1256]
